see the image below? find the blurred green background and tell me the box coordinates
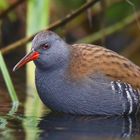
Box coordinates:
[0,0,140,140]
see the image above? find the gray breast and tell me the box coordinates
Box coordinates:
[35,68,140,116]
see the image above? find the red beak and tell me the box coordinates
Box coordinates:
[13,50,40,72]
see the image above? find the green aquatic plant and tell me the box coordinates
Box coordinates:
[0,51,19,104]
[24,0,50,139]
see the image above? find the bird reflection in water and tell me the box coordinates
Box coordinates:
[38,113,140,140]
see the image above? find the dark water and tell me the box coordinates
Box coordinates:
[0,103,140,140]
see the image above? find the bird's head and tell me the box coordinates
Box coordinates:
[13,31,69,71]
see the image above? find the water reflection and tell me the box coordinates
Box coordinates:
[0,108,140,140]
[38,113,140,140]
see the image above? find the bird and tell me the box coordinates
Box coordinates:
[13,31,140,116]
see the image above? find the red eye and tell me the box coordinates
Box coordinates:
[42,44,49,50]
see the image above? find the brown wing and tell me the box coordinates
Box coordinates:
[68,44,140,89]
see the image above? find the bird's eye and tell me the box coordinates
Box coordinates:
[41,44,49,50]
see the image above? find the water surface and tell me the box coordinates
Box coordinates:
[0,102,140,140]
